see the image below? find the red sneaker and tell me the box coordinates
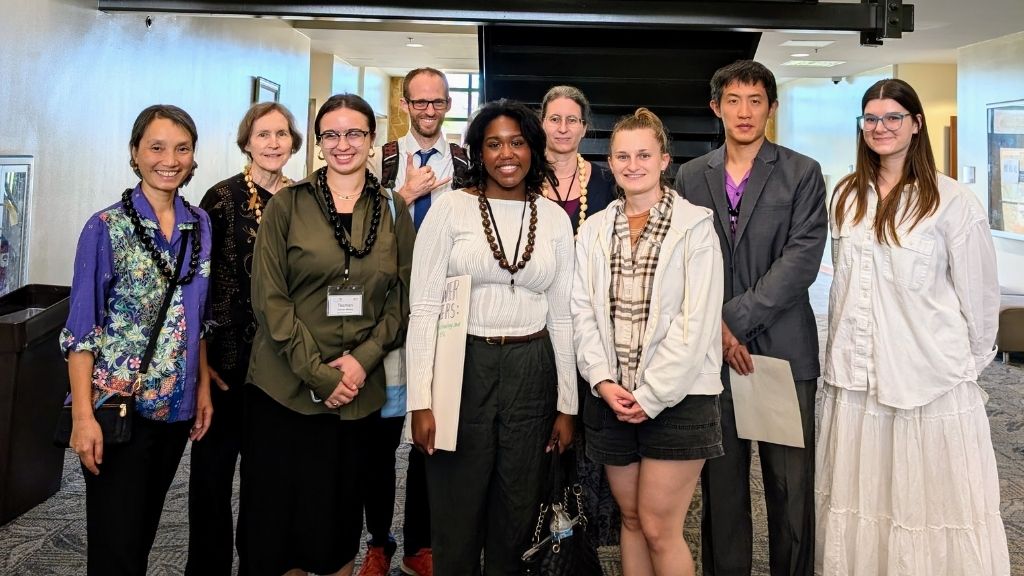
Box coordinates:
[358,545,393,576]
[400,548,433,576]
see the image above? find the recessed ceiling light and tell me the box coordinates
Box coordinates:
[782,60,846,67]
[405,37,424,48]
[790,53,811,57]
[780,40,835,48]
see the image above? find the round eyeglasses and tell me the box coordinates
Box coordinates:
[857,112,911,132]
[545,115,583,128]
[318,129,370,148]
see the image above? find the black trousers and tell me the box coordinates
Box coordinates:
[186,382,244,576]
[425,336,557,576]
[701,377,817,576]
[83,415,191,576]
[360,413,431,554]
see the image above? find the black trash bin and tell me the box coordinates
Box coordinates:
[0,284,71,526]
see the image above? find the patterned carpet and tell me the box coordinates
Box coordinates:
[2,274,1022,575]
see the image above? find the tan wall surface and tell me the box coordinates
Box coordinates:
[387,77,409,142]
[894,63,957,175]
[0,1,311,286]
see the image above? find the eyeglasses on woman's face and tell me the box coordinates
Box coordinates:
[545,114,583,128]
[857,112,911,132]
[319,129,370,148]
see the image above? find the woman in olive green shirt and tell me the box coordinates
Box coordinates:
[239,93,415,576]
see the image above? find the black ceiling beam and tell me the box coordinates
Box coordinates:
[97,1,914,41]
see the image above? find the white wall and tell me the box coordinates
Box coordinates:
[958,31,1024,291]
[776,67,893,199]
[0,1,311,286]
[306,55,370,172]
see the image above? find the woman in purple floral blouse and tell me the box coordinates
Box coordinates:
[60,104,213,576]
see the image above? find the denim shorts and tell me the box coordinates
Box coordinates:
[583,390,724,465]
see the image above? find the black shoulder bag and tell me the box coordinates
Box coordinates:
[521,450,602,576]
[54,235,190,448]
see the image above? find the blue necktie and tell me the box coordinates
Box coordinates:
[413,148,439,231]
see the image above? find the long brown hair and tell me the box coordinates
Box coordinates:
[833,79,938,245]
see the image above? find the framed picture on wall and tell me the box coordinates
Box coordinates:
[0,156,32,297]
[988,100,1024,239]
[253,76,280,103]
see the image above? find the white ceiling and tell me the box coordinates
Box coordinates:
[291,1,1024,80]
[295,21,479,77]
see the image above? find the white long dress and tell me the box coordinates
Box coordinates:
[816,174,1010,576]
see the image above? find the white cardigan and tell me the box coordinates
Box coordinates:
[571,191,725,419]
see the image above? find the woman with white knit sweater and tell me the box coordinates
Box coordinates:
[406,99,576,575]
[572,108,724,576]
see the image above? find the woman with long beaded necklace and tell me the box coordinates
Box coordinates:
[187,102,302,576]
[406,99,577,574]
[539,85,615,236]
[539,85,620,546]
[60,105,213,575]
[241,93,414,576]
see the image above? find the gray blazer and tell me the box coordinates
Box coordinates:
[674,141,827,381]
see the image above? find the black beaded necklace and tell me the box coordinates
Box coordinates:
[121,188,201,285]
[316,167,382,258]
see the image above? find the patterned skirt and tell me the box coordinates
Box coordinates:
[815,381,1010,575]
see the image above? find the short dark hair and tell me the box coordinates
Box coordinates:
[540,85,592,128]
[236,102,303,158]
[314,93,376,142]
[710,60,778,105]
[402,67,450,99]
[463,99,556,194]
[129,104,199,187]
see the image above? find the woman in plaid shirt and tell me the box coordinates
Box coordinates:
[571,108,725,576]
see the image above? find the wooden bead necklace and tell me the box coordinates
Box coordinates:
[542,153,588,230]
[477,187,538,286]
[244,164,291,224]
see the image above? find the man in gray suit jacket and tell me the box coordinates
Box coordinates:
[674,60,826,576]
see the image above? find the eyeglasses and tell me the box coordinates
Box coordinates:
[406,99,450,111]
[545,114,583,128]
[318,129,370,148]
[857,112,911,132]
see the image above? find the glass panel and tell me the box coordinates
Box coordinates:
[443,121,468,144]
[448,92,470,119]
[469,91,480,115]
[447,73,470,89]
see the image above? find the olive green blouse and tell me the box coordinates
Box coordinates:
[247,169,415,418]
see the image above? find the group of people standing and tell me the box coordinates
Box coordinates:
[61,58,1009,576]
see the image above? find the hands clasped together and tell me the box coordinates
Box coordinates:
[596,380,648,424]
[324,354,367,409]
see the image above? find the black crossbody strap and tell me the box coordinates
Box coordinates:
[135,232,190,389]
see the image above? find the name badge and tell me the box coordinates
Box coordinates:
[327,285,363,317]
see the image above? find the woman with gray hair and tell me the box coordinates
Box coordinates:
[540,85,620,545]
[186,101,303,576]
[540,85,615,234]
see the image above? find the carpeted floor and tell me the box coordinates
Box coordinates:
[2,274,1022,575]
